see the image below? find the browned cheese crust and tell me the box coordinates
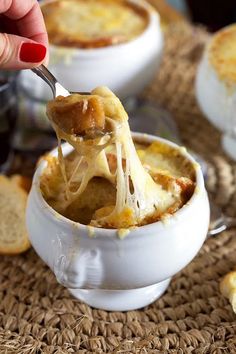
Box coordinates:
[42,0,149,48]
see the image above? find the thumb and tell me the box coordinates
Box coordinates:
[0,33,47,70]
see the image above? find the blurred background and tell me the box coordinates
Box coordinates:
[166,0,236,31]
[165,0,187,14]
[36,0,236,31]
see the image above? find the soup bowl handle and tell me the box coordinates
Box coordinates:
[26,188,105,290]
[51,234,104,289]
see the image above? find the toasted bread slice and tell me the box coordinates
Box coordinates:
[0,175,31,255]
[220,271,236,313]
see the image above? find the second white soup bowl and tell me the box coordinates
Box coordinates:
[196,24,236,160]
[20,0,163,103]
[26,133,210,311]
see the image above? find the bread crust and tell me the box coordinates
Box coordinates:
[0,175,31,255]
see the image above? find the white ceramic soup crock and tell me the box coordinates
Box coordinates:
[195,25,236,160]
[19,0,163,106]
[26,133,210,311]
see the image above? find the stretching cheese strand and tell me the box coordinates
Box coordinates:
[47,87,177,228]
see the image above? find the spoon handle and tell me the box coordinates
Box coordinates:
[225,216,236,229]
[31,65,70,98]
[32,65,57,96]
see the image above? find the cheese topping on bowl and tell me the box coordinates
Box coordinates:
[41,0,149,48]
[41,87,195,229]
[209,24,236,85]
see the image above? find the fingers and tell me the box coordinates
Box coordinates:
[0,0,49,69]
[15,2,49,48]
[0,32,47,69]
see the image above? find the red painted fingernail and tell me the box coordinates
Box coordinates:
[19,42,47,63]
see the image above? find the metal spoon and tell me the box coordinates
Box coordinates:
[207,199,236,237]
[31,64,70,98]
[31,64,89,98]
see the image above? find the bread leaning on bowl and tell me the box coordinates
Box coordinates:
[0,175,31,255]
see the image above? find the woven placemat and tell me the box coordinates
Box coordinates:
[1,23,236,354]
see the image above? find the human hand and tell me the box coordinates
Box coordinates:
[0,0,48,70]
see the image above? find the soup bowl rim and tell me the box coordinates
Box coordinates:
[31,132,205,238]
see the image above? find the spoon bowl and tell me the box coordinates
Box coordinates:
[32,65,91,98]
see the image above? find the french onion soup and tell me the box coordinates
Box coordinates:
[41,0,149,48]
[41,87,196,229]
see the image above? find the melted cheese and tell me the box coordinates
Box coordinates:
[43,87,195,229]
[42,0,148,48]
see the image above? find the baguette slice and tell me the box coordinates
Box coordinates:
[220,271,236,313]
[0,175,31,255]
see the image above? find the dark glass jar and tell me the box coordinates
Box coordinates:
[0,71,18,172]
[185,0,236,31]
